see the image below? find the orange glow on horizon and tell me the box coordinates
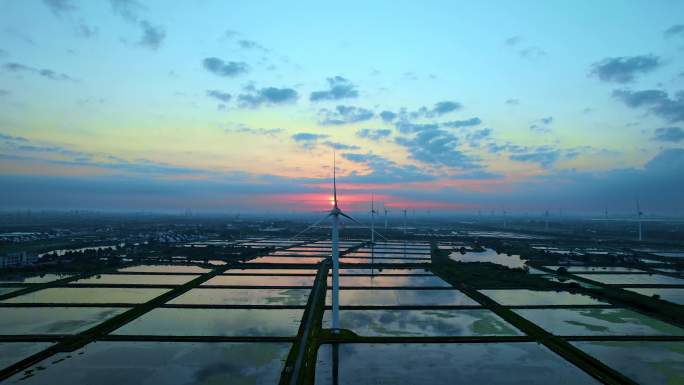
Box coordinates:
[250,191,475,212]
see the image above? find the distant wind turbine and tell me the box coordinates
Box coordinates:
[402,208,408,234]
[369,195,379,277]
[544,210,549,231]
[370,194,378,244]
[636,198,644,241]
[383,206,389,230]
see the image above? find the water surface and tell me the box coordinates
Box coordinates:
[203,275,315,286]
[271,250,329,256]
[226,268,318,275]
[314,343,598,384]
[575,274,684,285]
[514,308,684,336]
[0,287,22,296]
[3,287,168,304]
[169,288,310,305]
[625,288,684,305]
[479,289,607,306]
[113,308,303,336]
[327,275,450,287]
[0,343,53,370]
[0,307,127,334]
[332,268,432,275]
[321,309,521,336]
[572,341,684,385]
[544,266,644,273]
[246,256,324,264]
[449,249,527,269]
[4,342,289,385]
[118,265,210,274]
[325,289,478,306]
[0,274,72,284]
[339,257,429,264]
[71,274,198,285]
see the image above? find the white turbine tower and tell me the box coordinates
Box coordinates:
[289,156,380,334]
[369,195,378,277]
[544,210,549,231]
[636,198,644,241]
[383,206,389,230]
[370,194,378,245]
[402,208,408,235]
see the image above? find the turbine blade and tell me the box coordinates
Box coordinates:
[339,211,388,240]
[339,211,361,225]
[290,213,332,240]
[372,229,388,241]
[333,152,338,208]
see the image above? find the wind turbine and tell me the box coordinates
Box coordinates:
[402,208,408,234]
[544,210,549,231]
[290,156,385,334]
[636,198,644,241]
[369,194,378,245]
[383,206,389,230]
[369,195,378,277]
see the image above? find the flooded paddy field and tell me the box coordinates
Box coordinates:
[246,256,325,264]
[321,309,522,336]
[571,341,684,385]
[0,307,128,334]
[634,249,684,258]
[0,286,23,296]
[3,236,684,384]
[0,342,54,371]
[574,273,684,285]
[330,268,432,275]
[113,308,303,336]
[513,308,684,336]
[0,273,73,284]
[168,288,311,305]
[1,287,167,304]
[479,289,608,306]
[326,275,451,287]
[202,275,315,287]
[449,248,528,269]
[540,275,599,287]
[271,250,330,256]
[625,288,684,304]
[325,289,479,306]
[314,343,599,385]
[544,266,645,273]
[225,268,318,275]
[70,274,198,285]
[3,287,169,304]
[344,251,431,259]
[339,257,430,264]
[654,268,684,276]
[2,341,290,385]
[117,265,210,274]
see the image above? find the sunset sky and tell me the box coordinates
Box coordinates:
[1,0,683,214]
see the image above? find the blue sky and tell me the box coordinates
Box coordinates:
[0,0,683,215]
